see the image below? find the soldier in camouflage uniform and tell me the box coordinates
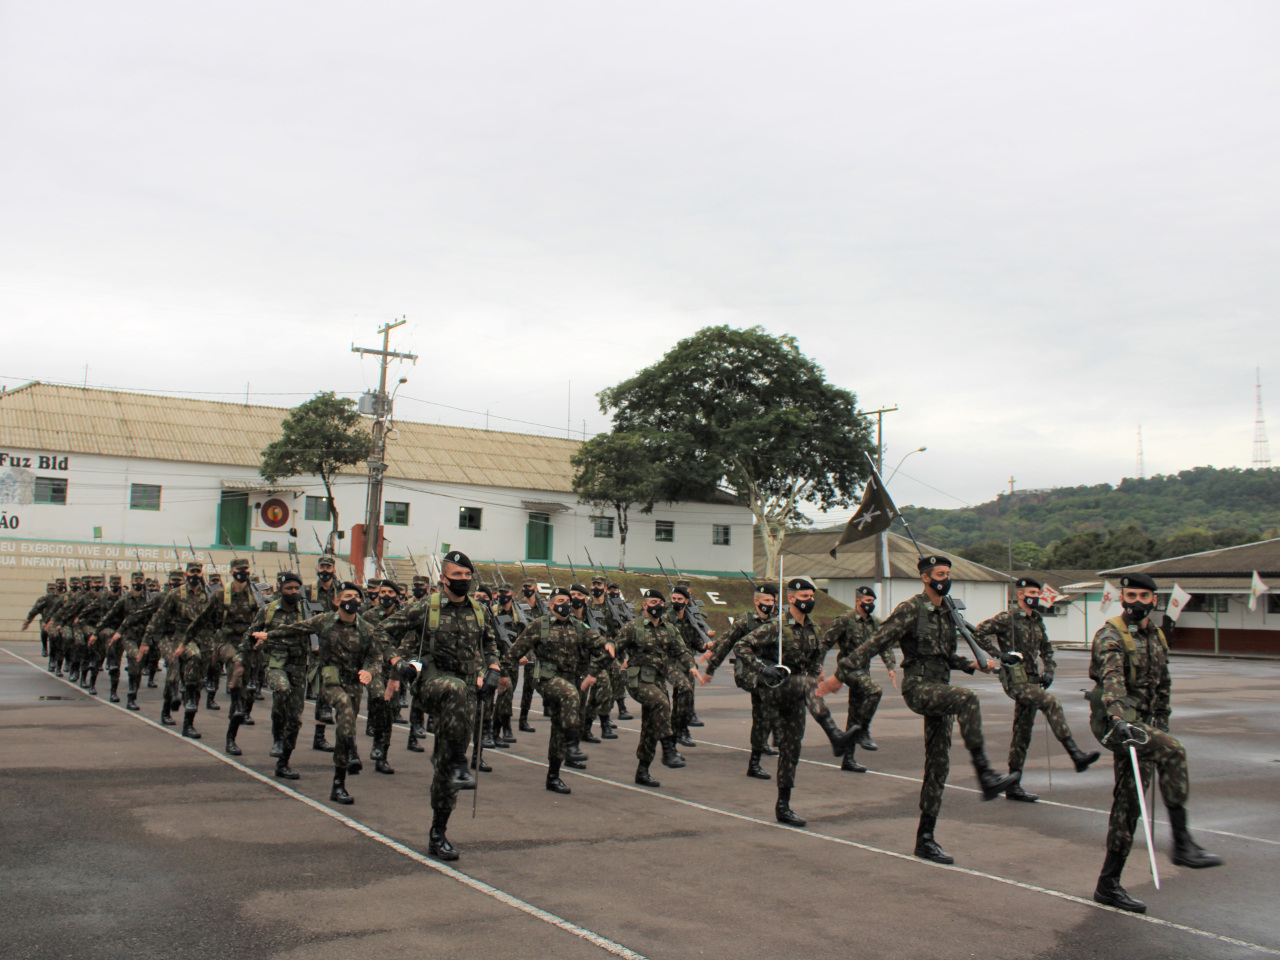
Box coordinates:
[80,575,123,695]
[306,556,341,751]
[362,579,401,775]
[70,575,109,691]
[256,581,385,802]
[21,583,57,658]
[516,578,547,732]
[52,576,90,682]
[703,582,779,778]
[380,551,502,862]
[570,582,611,744]
[38,579,69,669]
[491,581,526,743]
[186,558,261,736]
[613,589,706,789]
[141,570,184,688]
[605,582,635,721]
[665,585,710,748]
[501,587,610,793]
[973,576,1099,801]
[735,577,860,827]
[594,578,633,722]
[820,585,897,773]
[581,576,623,739]
[92,571,151,707]
[1087,572,1221,914]
[142,561,211,735]
[850,555,1019,864]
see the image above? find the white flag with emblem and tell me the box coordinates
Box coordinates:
[1039,584,1063,607]
[1166,583,1192,622]
[1250,571,1270,612]
[1098,580,1120,614]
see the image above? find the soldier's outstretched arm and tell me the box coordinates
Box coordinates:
[501,621,538,674]
[261,612,327,641]
[1092,627,1133,719]
[970,611,1006,658]
[851,600,914,665]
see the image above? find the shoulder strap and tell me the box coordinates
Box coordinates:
[264,599,281,626]
[1105,616,1142,688]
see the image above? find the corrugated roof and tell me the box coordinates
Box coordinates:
[1099,538,1280,578]
[755,530,1011,583]
[0,381,582,492]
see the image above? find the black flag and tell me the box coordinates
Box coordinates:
[830,474,898,558]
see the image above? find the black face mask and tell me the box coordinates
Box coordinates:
[443,577,471,597]
[339,598,361,615]
[570,596,586,610]
[591,588,604,598]
[232,570,250,583]
[281,592,300,607]
[412,586,427,598]
[859,602,875,616]
[186,576,202,588]
[132,583,144,592]
[646,603,666,618]
[379,594,396,608]
[317,570,334,582]
[498,593,513,606]
[1024,597,1041,612]
[522,588,535,598]
[552,602,572,618]
[757,604,775,618]
[1123,599,1155,621]
[794,598,816,615]
[928,578,951,597]
[671,600,687,612]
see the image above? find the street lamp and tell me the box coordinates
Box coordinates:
[888,446,926,482]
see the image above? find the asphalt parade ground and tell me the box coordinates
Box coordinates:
[3,641,1278,960]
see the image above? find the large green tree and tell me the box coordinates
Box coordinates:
[598,325,873,579]
[571,430,665,572]
[260,391,368,553]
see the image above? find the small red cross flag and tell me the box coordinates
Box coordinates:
[1039,584,1063,607]
[1099,580,1120,614]
[1167,583,1192,622]
[1249,571,1270,612]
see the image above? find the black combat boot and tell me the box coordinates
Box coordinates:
[85,666,98,696]
[817,713,860,757]
[775,788,806,827]
[374,734,394,775]
[225,694,244,755]
[365,718,375,738]
[406,731,424,753]
[1093,849,1145,912]
[660,737,686,768]
[240,692,255,726]
[1064,738,1101,772]
[747,750,772,780]
[490,717,510,748]
[206,688,220,711]
[581,717,601,744]
[518,710,535,733]
[1005,773,1039,802]
[500,720,517,744]
[546,759,571,794]
[635,763,660,788]
[329,768,353,805]
[370,733,386,762]
[914,813,954,864]
[181,707,201,740]
[971,748,1020,800]
[453,759,477,790]
[688,710,704,727]
[108,670,121,703]
[410,706,427,739]
[481,712,498,749]
[47,652,56,673]
[1169,806,1223,868]
[146,667,157,688]
[41,637,48,657]
[616,698,632,721]
[841,747,866,773]
[347,739,363,775]
[312,724,334,752]
[318,700,333,723]
[564,731,588,769]
[855,721,877,751]
[160,698,176,726]
[599,715,617,739]
[67,661,80,684]
[275,748,300,780]
[428,811,457,861]
[761,740,779,757]
[269,714,284,759]
[675,724,697,748]
[125,676,140,711]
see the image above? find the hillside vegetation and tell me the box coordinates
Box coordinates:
[890,466,1280,571]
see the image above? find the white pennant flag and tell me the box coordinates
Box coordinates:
[1166,583,1192,622]
[1250,571,1270,612]
[1039,584,1063,607]
[1098,580,1120,614]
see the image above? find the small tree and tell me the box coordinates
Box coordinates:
[260,392,368,553]
[571,431,664,572]
[599,325,874,579]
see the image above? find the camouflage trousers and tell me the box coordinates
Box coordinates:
[104,636,144,680]
[1102,722,1189,856]
[669,668,694,730]
[540,676,582,763]
[903,678,986,818]
[265,667,307,752]
[629,681,674,765]
[1005,683,1073,772]
[608,659,628,708]
[759,677,810,790]
[79,625,106,672]
[417,672,478,814]
[578,670,611,721]
[367,668,397,739]
[177,640,206,690]
[518,662,538,716]
[160,637,184,702]
[836,666,884,731]
[494,660,518,728]
[324,681,363,770]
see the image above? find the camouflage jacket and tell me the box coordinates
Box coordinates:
[666,609,708,654]
[305,580,339,609]
[52,590,91,628]
[262,611,383,685]
[736,612,824,679]
[143,584,210,647]
[852,592,971,674]
[25,593,55,623]
[381,594,501,676]
[76,592,117,632]
[1089,616,1171,724]
[501,615,609,681]
[824,613,895,672]
[614,616,696,684]
[185,584,261,645]
[973,605,1055,677]
[118,593,166,640]
[705,610,774,675]
[583,599,621,639]
[241,599,310,670]
[95,590,154,639]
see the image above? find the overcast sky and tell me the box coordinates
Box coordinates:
[3,3,1277,518]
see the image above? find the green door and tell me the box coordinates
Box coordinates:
[217,492,250,548]
[525,512,552,561]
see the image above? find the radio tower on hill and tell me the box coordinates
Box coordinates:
[1253,368,1271,470]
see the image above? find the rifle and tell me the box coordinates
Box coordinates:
[488,562,517,649]
[656,556,713,650]
[516,561,548,617]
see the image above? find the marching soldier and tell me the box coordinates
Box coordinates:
[597,578,633,721]
[80,575,123,695]
[666,585,708,747]
[362,579,401,775]
[254,581,387,803]
[1087,572,1221,914]
[973,577,1100,801]
[516,578,546,732]
[21,583,58,658]
[141,561,210,735]
[91,571,152,708]
[380,551,502,862]
[734,577,860,827]
[39,578,69,670]
[569,583,609,744]
[52,576,89,681]
[491,581,527,744]
[850,556,1019,864]
[500,587,610,794]
[613,589,707,789]
[307,556,341,752]
[187,559,261,742]
[819,586,898,773]
[702,582,779,778]
[582,575,621,739]
[71,575,109,691]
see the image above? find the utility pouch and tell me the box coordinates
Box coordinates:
[1002,661,1029,686]
[320,665,341,686]
[268,655,287,671]
[1086,685,1137,743]
[533,662,558,681]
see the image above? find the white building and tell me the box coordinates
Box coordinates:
[0,381,753,581]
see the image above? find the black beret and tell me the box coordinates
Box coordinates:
[856,586,876,598]
[917,555,951,573]
[337,580,362,594]
[1120,573,1158,592]
[279,571,303,587]
[442,550,473,572]
[672,585,691,598]
[754,582,779,596]
[570,583,589,594]
[382,581,401,591]
[787,577,815,592]
[644,588,665,600]
[550,586,571,599]
[1016,577,1042,590]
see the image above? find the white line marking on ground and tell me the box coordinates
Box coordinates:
[0,647,648,960]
